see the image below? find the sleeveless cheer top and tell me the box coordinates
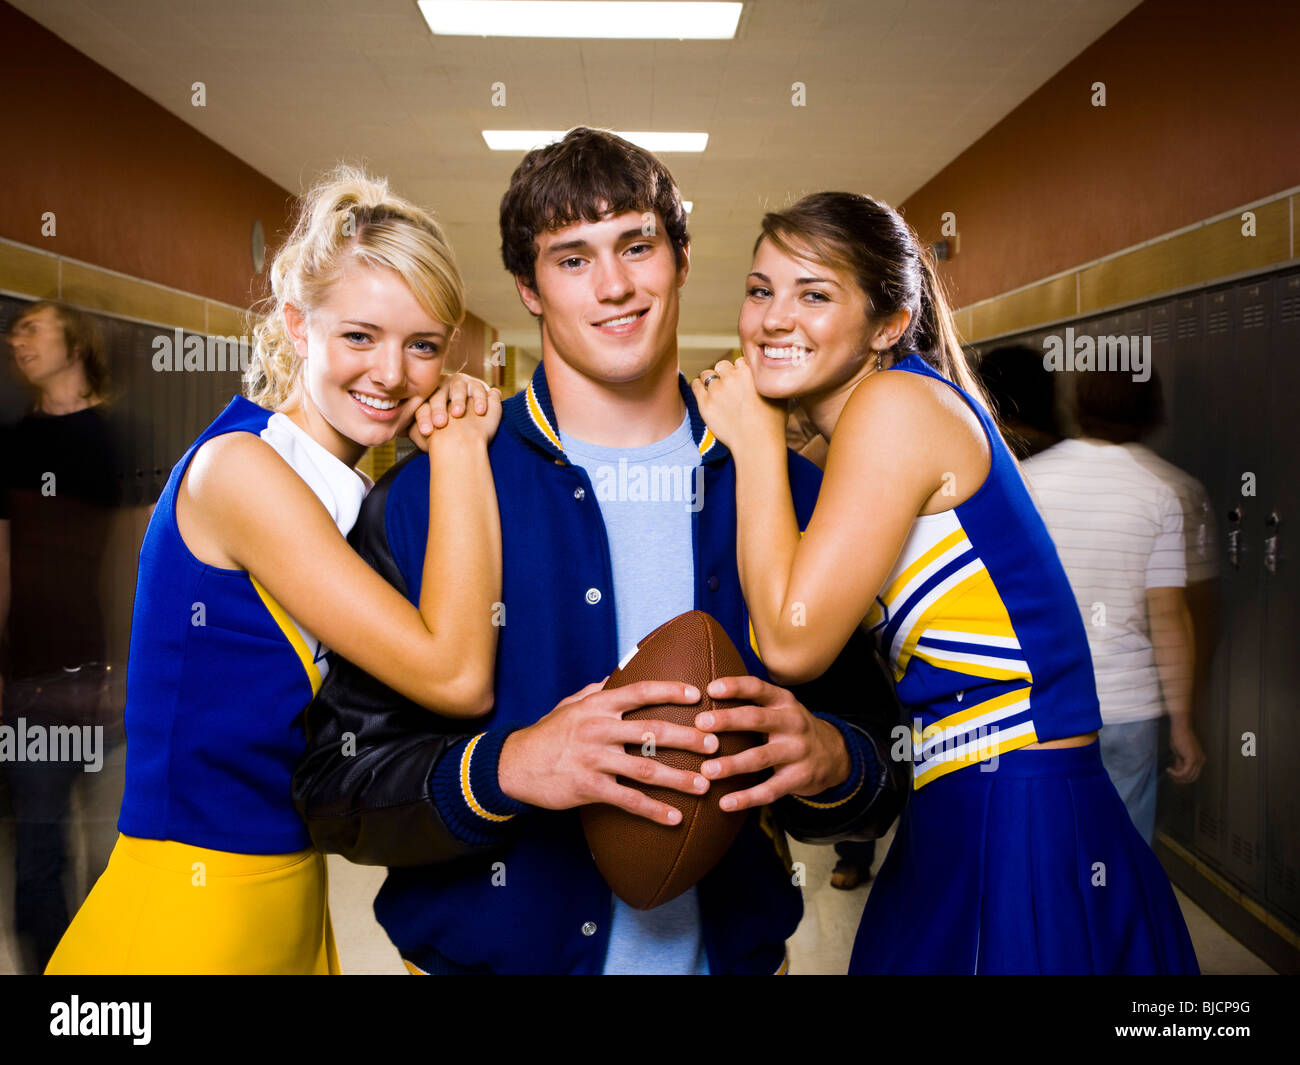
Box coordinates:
[865,354,1101,790]
[117,396,369,853]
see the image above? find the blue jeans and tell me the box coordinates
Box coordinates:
[4,669,118,973]
[1098,717,1159,845]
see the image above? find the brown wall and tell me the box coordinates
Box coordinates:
[0,2,294,309]
[901,0,1300,310]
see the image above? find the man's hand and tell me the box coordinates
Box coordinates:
[498,680,718,826]
[695,676,851,812]
[1167,715,1206,785]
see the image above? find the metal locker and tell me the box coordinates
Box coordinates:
[1145,300,1177,461]
[1143,300,1197,843]
[1262,271,1300,921]
[1163,291,1230,868]
[184,337,202,462]
[1216,283,1266,893]
[146,325,174,500]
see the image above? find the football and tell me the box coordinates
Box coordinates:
[580,610,763,910]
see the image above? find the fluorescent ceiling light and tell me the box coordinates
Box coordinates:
[483,130,708,152]
[419,1,742,39]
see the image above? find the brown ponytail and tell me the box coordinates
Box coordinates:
[914,244,991,410]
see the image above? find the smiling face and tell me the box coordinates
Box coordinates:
[285,258,450,461]
[516,209,688,386]
[737,236,885,405]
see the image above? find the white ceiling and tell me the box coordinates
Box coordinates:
[16,0,1140,372]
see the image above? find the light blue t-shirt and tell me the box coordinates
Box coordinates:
[559,411,709,975]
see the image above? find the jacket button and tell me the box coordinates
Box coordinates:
[707,575,719,592]
[573,487,585,500]
[585,588,602,605]
[581,921,597,937]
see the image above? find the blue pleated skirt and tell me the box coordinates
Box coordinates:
[849,741,1199,974]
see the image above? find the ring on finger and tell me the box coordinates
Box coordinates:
[702,373,720,388]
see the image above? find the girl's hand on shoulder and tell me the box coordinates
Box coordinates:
[691,357,787,449]
[409,372,503,451]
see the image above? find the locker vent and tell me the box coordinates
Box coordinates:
[1152,319,1170,343]
[1241,303,1266,329]
[1198,808,1221,840]
[1231,833,1254,865]
[1208,309,1231,334]
[1176,316,1199,339]
[1281,294,1300,321]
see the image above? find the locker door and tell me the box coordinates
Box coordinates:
[1139,298,1197,842]
[147,327,175,500]
[1262,271,1300,920]
[1145,300,1177,470]
[1158,292,1228,864]
[184,336,202,462]
[1215,284,1266,892]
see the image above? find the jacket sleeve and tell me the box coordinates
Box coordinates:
[766,452,910,843]
[775,627,909,842]
[291,457,526,867]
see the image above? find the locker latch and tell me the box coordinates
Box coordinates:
[1227,506,1243,571]
[1264,511,1281,576]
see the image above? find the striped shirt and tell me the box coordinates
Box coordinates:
[1022,439,1186,724]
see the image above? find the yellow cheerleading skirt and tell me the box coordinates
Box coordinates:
[45,834,340,975]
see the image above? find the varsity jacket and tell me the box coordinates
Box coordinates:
[292,365,904,975]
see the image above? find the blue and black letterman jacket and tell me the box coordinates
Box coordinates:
[293,363,899,975]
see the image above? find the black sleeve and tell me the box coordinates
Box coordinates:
[290,465,509,867]
[771,626,910,844]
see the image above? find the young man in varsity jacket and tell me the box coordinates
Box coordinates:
[293,127,903,975]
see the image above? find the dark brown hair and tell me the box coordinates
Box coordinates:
[1075,366,1164,443]
[12,300,111,400]
[756,192,989,409]
[499,127,690,290]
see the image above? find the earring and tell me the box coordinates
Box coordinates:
[876,349,882,372]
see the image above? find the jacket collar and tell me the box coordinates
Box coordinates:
[507,360,729,465]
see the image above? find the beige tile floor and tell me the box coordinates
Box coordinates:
[321,825,1276,976]
[0,811,1278,975]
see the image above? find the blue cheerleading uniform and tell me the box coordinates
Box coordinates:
[118,395,368,853]
[48,396,366,973]
[850,354,1198,974]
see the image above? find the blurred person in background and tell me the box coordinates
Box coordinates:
[1023,369,1206,844]
[975,344,1063,460]
[1115,372,1219,736]
[1,301,122,973]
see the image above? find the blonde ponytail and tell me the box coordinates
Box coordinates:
[244,166,466,410]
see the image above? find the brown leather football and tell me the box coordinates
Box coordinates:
[580,610,763,910]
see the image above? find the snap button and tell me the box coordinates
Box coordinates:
[554,458,566,467]
[573,487,585,500]
[585,588,602,605]
[707,575,719,592]
[581,921,597,937]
